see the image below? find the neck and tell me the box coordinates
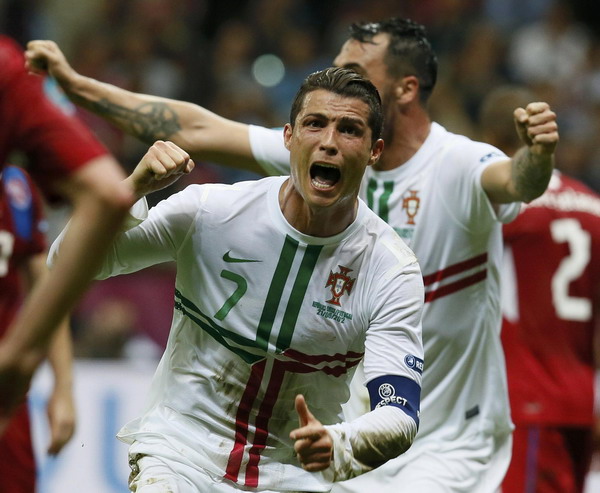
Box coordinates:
[279,179,358,237]
[374,106,432,171]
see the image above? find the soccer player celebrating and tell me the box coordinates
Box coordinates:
[48,67,425,492]
[27,18,559,491]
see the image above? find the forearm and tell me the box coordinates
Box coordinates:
[511,145,554,202]
[64,74,264,173]
[64,73,186,145]
[324,406,417,481]
[3,157,132,367]
[21,255,74,393]
[48,318,74,396]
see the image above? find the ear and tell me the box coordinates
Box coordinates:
[283,123,293,151]
[368,139,385,167]
[394,75,419,105]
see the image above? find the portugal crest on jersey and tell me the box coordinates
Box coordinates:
[325,265,355,306]
[402,190,420,225]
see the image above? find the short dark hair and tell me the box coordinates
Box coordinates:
[289,67,383,144]
[349,17,438,104]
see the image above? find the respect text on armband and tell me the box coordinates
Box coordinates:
[375,382,408,408]
[367,376,421,423]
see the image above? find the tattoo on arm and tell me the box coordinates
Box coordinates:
[80,98,182,143]
[513,147,553,202]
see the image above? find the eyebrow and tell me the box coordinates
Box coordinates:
[338,115,366,127]
[303,113,365,126]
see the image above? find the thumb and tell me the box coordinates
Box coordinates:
[295,394,313,427]
[513,107,528,124]
[513,107,533,145]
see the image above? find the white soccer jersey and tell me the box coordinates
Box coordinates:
[249,123,520,455]
[83,176,424,491]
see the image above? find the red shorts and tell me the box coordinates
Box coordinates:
[0,401,35,493]
[502,424,593,493]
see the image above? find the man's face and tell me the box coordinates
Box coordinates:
[284,89,382,210]
[333,33,392,99]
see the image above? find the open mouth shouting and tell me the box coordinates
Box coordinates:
[310,163,341,191]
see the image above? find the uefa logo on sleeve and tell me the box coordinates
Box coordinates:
[378,383,395,400]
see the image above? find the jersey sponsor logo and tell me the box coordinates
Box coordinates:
[402,190,420,225]
[325,265,355,306]
[222,250,262,263]
[404,354,424,374]
[479,151,503,163]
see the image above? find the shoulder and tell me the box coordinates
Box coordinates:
[362,206,419,271]
[0,36,26,86]
[167,176,278,213]
[248,125,289,174]
[537,172,600,216]
[437,124,507,168]
[197,176,277,199]
[557,172,600,197]
[0,36,22,63]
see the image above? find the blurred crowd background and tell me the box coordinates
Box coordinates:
[2,0,599,361]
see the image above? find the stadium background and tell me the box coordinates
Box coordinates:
[1,0,599,491]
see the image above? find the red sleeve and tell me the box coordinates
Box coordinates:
[0,36,109,201]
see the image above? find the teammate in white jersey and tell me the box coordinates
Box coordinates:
[30,17,559,492]
[49,68,425,492]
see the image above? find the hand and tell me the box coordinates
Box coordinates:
[514,102,559,156]
[126,140,195,199]
[289,394,333,472]
[25,40,76,87]
[46,389,76,455]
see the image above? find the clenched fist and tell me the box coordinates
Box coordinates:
[127,140,195,199]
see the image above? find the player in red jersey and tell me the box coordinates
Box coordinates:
[0,35,134,433]
[0,165,76,492]
[480,85,600,493]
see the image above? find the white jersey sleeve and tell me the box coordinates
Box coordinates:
[95,186,204,279]
[439,140,520,231]
[248,124,290,175]
[48,186,204,279]
[363,239,423,386]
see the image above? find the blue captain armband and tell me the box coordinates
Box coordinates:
[367,375,421,427]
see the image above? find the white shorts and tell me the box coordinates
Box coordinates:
[330,431,512,493]
[128,453,318,493]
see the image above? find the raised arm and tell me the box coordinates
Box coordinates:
[48,141,195,278]
[25,40,264,175]
[481,101,558,204]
